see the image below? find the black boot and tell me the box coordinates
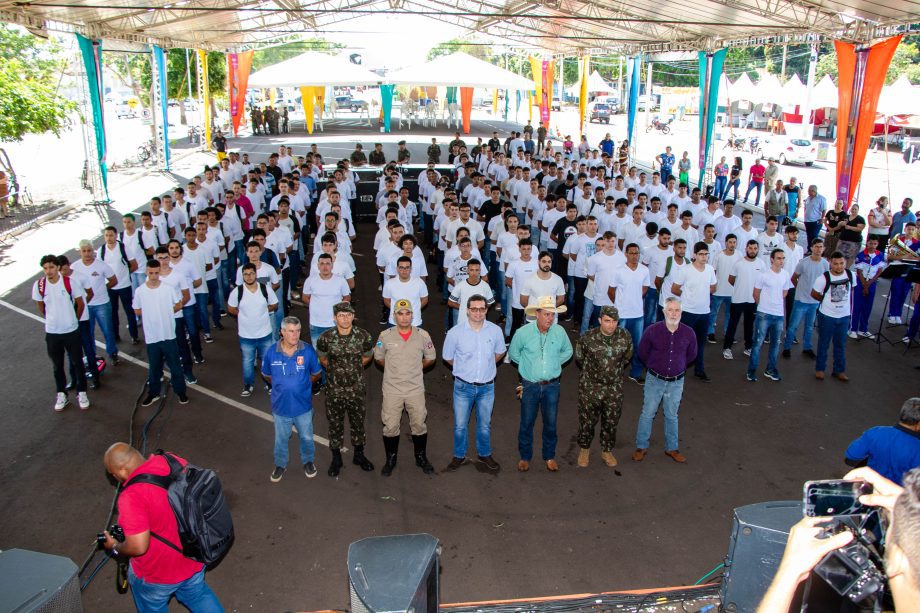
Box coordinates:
[412,433,435,474]
[353,445,374,472]
[381,436,399,477]
[328,449,343,477]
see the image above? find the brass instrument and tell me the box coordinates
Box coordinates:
[887,227,920,262]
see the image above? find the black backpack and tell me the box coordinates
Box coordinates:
[100,240,130,267]
[236,281,269,303]
[124,451,234,566]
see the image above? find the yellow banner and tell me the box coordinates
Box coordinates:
[492,89,499,115]
[579,55,590,138]
[300,86,318,134]
[197,49,211,151]
[529,56,543,113]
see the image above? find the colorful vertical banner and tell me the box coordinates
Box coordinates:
[835,35,902,209]
[227,50,254,136]
[492,89,499,115]
[626,55,641,146]
[300,86,318,134]
[459,87,474,134]
[446,87,458,104]
[528,92,533,121]
[75,33,109,200]
[152,45,170,170]
[578,55,590,138]
[697,49,727,188]
[529,56,554,125]
[197,50,211,151]
[380,84,394,133]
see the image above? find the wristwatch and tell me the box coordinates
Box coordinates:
[112,546,120,557]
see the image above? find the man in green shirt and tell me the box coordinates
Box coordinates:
[509,295,573,472]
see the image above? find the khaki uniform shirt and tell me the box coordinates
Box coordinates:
[374,326,436,396]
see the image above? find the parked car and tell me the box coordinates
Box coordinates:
[115,101,136,119]
[596,95,620,113]
[589,103,612,123]
[551,95,562,111]
[333,95,367,112]
[760,136,817,166]
[637,94,658,111]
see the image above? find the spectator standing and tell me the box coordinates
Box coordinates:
[811,251,855,382]
[803,185,827,248]
[782,238,829,358]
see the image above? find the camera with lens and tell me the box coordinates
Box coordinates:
[96,524,125,550]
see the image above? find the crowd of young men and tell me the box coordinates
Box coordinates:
[34,132,920,476]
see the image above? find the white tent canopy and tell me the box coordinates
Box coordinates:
[725,73,756,102]
[811,75,839,109]
[564,70,614,96]
[247,51,383,88]
[386,52,534,91]
[877,75,920,116]
[782,74,807,108]
[754,73,784,105]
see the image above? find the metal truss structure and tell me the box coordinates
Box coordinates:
[0,0,917,54]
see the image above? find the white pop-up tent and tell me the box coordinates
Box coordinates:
[247,51,384,88]
[877,75,920,116]
[386,52,534,90]
[754,73,784,105]
[725,72,756,101]
[782,74,807,107]
[564,70,614,97]
[811,75,839,109]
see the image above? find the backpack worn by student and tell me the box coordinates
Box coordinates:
[820,271,853,302]
[235,281,269,303]
[124,450,234,566]
[37,274,72,299]
[100,241,130,267]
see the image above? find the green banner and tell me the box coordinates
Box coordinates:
[698,49,726,189]
[76,34,109,200]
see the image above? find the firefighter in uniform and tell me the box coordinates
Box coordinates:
[315,302,374,477]
[574,306,634,468]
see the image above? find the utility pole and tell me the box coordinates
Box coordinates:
[781,45,788,81]
[801,44,818,140]
[617,56,624,103]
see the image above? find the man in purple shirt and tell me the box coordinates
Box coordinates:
[633,297,698,464]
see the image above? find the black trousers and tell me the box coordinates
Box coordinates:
[572,277,588,324]
[723,302,756,350]
[46,330,86,393]
[510,307,526,341]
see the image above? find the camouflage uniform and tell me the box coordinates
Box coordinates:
[315,326,374,449]
[574,325,634,451]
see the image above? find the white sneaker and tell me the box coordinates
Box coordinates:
[722,349,733,360]
[888,316,897,325]
[54,392,68,412]
[743,348,752,357]
[895,316,903,325]
[860,331,875,339]
[904,336,912,344]
[848,331,858,339]
[78,392,90,410]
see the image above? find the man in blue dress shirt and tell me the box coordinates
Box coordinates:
[846,397,920,486]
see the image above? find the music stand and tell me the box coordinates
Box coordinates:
[874,263,918,351]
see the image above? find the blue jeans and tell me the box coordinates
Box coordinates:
[816,312,849,374]
[726,178,741,201]
[888,277,911,318]
[681,311,710,376]
[77,320,98,375]
[452,379,496,457]
[708,294,731,336]
[744,181,763,206]
[128,567,223,613]
[619,316,645,378]
[784,301,819,351]
[643,288,659,329]
[240,334,273,386]
[579,296,595,335]
[108,286,138,341]
[193,294,211,335]
[518,379,560,461]
[747,313,784,376]
[635,373,684,451]
[714,175,727,200]
[206,278,222,325]
[88,302,118,358]
[181,305,202,360]
[273,410,315,467]
[146,339,187,397]
[131,271,146,291]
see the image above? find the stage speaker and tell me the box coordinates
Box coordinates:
[348,534,439,613]
[0,548,83,613]
[720,501,801,613]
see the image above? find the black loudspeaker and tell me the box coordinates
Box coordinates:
[348,534,439,613]
[720,501,802,613]
[0,549,83,612]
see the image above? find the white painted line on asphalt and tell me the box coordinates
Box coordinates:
[0,298,332,448]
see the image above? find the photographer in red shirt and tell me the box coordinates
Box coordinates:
[743,158,767,207]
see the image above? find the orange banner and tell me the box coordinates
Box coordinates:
[835,35,902,208]
[228,50,254,137]
[460,86,473,134]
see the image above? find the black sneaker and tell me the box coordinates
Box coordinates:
[177,393,189,404]
[694,372,712,382]
[782,349,791,358]
[213,322,225,331]
[477,455,501,472]
[802,349,816,358]
[707,334,716,344]
[241,385,253,397]
[270,466,285,483]
[444,457,469,472]
[303,462,318,478]
[193,356,205,364]
[203,334,214,344]
[312,383,323,396]
[628,376,645,386]
[185,376,198,385]
[379,315,389,325]
[141,394,161,407]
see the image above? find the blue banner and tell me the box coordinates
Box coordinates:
[153,45,171,170]
[380,84,394,133]
[626,56,641,146]
[698,49,726,188]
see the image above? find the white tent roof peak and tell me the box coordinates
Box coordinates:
[385,52,534,91]
[247,51,383,88]
[811,75,839,109]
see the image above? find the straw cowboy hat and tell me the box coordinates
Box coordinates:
[524,295,568,317]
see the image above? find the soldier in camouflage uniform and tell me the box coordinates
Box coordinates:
[315,302,375,477]
[574,305,634,468]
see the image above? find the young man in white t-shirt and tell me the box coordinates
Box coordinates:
[810,251,855,381]
[34,254,89,411]
[654,238,688,322]
[71,240,119,363]
[227,262,279,397]
[756,216,784,266]
[99,225,139,345]
[505,239,539,339]
[723,239,765,358]
[709,234,741,342]
[671,241,717,381]
[520,250,566,323]
[302,253,350,347]
[382,256,429,327]
[448,259,495,327]
[746,248,794,382]
[607,242,650,380]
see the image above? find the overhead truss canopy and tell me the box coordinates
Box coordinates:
[0,0,917,54]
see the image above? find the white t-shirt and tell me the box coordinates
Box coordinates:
[157,269,191,318]
[446,218,485,245]
[755,268,793,316]
[781,242,805,276]
[610,264,650,319]
[182,245,211,295]
[672,264,717,314]
[382,277,429,326]
[302,275,350,328]
[712,250,743,297]
[198,237,221,281]
[733,225,759,249]
[813,271,855,318]
[170,258,202,305]
[227,283,278,339]
[642,245,674,281]
[757,232,784,265]
[98,242,133,290]
[132,282,180,343]
[235,261,280,288]
[310,253,356,280]
[505,257,539,310]
[32,276,80,334]
[714,214,742,244]
[520,272,566,306]
[619,219,646,248]
[657,257,687,307]
[449,279,495,324]
[70,258,115,306]
[386,251,428,280]
[730,258,766,303]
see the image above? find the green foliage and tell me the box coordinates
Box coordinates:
[0,26,75,142]
[815,41,920,85]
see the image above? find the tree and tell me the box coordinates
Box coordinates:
[0,26,76,142]
[815,40,920,85]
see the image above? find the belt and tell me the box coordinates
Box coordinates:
[648,370,684,382]
[525,377,560,385]
[455,377,494,387]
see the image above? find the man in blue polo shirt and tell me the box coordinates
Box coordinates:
[845,397,920,486]
[261,315,322,483]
